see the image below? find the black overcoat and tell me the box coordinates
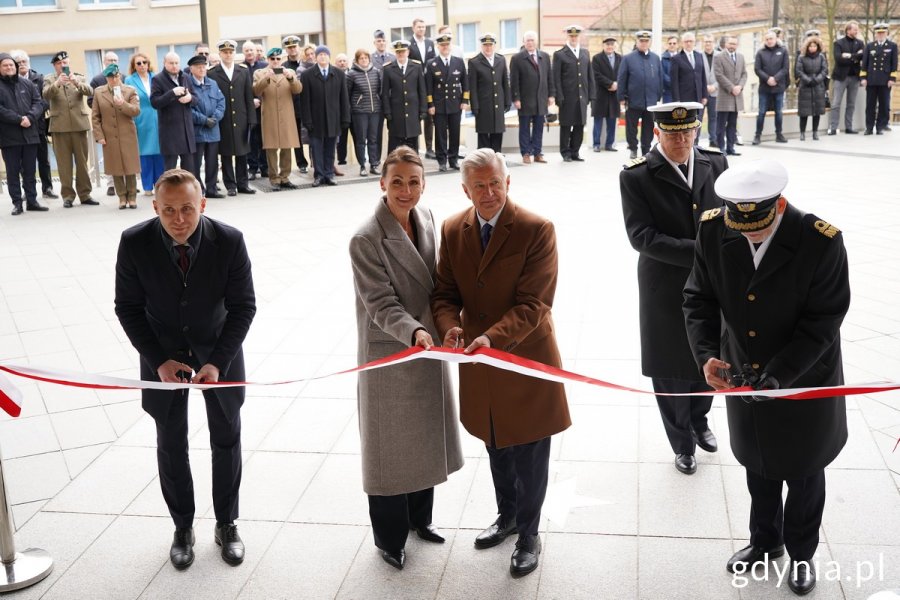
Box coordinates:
[114,216,256,423]
[299,66,350,139]
[149,70,196,155]
[683,204,850,479]
[207,63,256,156]
[620,146,728,380]
[425,55,468,115]
[552,46,593,126]
[591,51,621,119]
[509,49,554,116]
[468,53,509,133]
[381,61,426,137]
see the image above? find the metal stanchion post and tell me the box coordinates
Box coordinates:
[0,447,52,592]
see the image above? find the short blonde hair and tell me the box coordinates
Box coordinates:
[155,168,202,197]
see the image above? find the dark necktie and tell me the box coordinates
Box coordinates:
[321,69,327,78]
[677,163,689,178]
[176,245,190,274]
[732,53,737,64]
[481,223,493,250]
[531,54,539,70]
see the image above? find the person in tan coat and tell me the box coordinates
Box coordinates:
[252,47,301,189]
[43,50,97,207]
[432,148,570,577]
[91,64,141,208]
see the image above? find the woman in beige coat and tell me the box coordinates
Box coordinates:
[252,47,302,189]
[91,64,141,208]
[349,147,464,571]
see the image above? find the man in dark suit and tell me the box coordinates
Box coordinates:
[618,30,663,159]
[300,45,351,186]
[828,20,864,135]
[432,148,571,577]
[208,40,256,196]
[620,102,726,475]
[242,41,268,180]
[150,52,196,173]
[382,40,426,154]
[553,25,593,162]
[425,33,468,171]
[510,30,554,163]
[684,160,850,596]
[670,33,708,146]
[591,37,621,152]
[408,18,436,159]
[468,33,510,152]
[114,169,256,570]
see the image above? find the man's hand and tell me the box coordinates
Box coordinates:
[767,76,777,87]
[707,84,716,93]
[205,117,216,128]
[172,86,186,96]
[732,85,742,96]
[178,92,192,104]
[750,372,779,402]
[464,335,491,354]
[158,359,193,383]
[889,81,895,88]
[514,100,521,110]
[428,107,435,115]
[253,98,260,108]
[702,357,733,390]
[20,116,31,128]
[460,102,469,111]
[192,363,220,384]
[57,74,70,86]
[443,326,463,349]
[609,82,617,92]
[701,98,708,105]
[861,80,867,88]
[413,329,434,350]
[548,96,555,106]
[97,139,106,145]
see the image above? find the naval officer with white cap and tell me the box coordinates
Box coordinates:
[683,160,850,596]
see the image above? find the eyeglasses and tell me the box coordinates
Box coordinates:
[198,51,210,56]
[268,56,283,61]
[135,61,147,66]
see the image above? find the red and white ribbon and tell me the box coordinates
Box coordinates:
[1,346,899,419]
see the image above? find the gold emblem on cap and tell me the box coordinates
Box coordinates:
[736,203,757,213]
[673,108,687,119]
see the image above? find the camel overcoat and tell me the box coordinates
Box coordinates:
[350,199,464,496]
[432,200,571,448]
[91,84,141,176]
[252,68,301,149]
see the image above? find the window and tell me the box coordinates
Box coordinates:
[500,19,520,51]
[156,43,199,72]
[79,0,131,4]
[0,0,56,9]
[85,47,135,79]
[390,25,433,42]
[458,22,478,54]
[22,53,56,78]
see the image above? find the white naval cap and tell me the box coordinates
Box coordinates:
[714,159,788,204]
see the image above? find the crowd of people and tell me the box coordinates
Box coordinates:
[0,19,895,214]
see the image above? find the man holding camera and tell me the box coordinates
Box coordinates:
[683,160,850,596]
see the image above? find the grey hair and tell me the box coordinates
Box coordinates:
[522,31,538,42]
[10,49,28,62]
[461,148,508,181]
[681,32,695,42]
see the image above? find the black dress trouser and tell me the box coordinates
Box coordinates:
[368,487,434,552]
[477,132,503,152]
[746,468,826,562]
[154,390,242,528]
[486,436,551,537]
[625,106,654,154]
[559,123,585,158]
[651,377,713,455]
[433,112,461,164]
[221,153,249,191]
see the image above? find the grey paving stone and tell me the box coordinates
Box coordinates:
[3,451,70,506]
[0,414,59,458]
[227,451,323,521]
[258,396,355,453]
[436,532,540,600]
[289,454,369,525]
[49,405,117,450]
[829,544,900,600]
[639,461,730,539]
[537,533,638,600]
[823,469,900,545]
[829,409,887,470]
[639,536,738,600]
[544,461,637,535]
[62,443,109,478]
[558,405,640,462]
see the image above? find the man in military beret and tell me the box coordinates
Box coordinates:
[208,40,256,196]
[468,33,510,152]
[43,50,98,207]
[684,160,850,596]
[425,33,468,171]
[282,35,311,175]
[620,102,727,476]
[618,31,664,159]
[861,23,897,135]
[381,40,426,153]
[553,25,593,161]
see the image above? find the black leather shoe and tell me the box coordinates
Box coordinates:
[43,189,58,199]
[751,135,761,145]
[726,543,785,573]
[562,156,573,162]
[206,191,225,199]
[438,163,448,172]
[510,535,541,576]
[227,189,237,197]
[80,197,100,205]
[214,522,245,565]
[370,166,381,175]
[280,181,298,189]
[827,129,836,135]
[106,186,116,196]
[248,172,257,181]
[26,202,49,211]
[414,524,445,543]
[799,132,805,141]
[11,205,23,216]
[325,178,337,186]
[63,199,74,208]
[604,146,618,152]
[475,517,517,549]
[675,453,697,474]
[170,527,195,570]
[812,131,819,140]
[572,155,585,161]
[883,125,892,132]
[845,129,858,134]
[693,428,718,453]
[726,150,741,156]
[629,149,637,159]
[876,130,884,135]
[425,150,437,160]
[449,162,459,170]
[775,133,788,143]
[381,549,405,570]
[237,186,256,194]
[787,560,816,595]
[864,129,873,135]
[312,178,323,187]
[299,166,308,174]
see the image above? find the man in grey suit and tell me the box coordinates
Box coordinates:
[701,35,719,146]
[713,36,746,156]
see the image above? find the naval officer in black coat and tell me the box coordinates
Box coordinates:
[382,40,427,153]
[115,169,256,571]
[468,33,510,152]
[552,25,593,161]
[683,160,850,596]
[620,102,727,476]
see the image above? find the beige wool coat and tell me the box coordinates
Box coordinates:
[350,199,464,496]
[252,68,302,149]
[91,84,141,176]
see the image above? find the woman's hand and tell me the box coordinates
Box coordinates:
[413,328,434,349]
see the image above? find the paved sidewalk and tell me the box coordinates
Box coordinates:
[1,133,899,599]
